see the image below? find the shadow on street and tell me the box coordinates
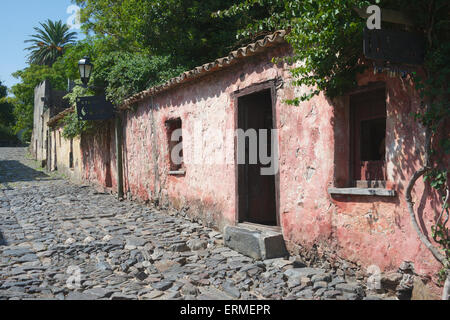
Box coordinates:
[0,160,49,183]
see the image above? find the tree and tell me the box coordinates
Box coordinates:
[217,0,373,101]
[0,82,14,126]
[0,81,6,99]
[64,1,283,109]
[138,0,267,68]
[0,81,18,143]
[73,0,265,69]
[9,19,78,144]
[25,19,77,66]
[91,52,185,105]
[73,0,150,53]
[10,64,67,142]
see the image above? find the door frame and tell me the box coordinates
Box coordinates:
[231,79,281,228]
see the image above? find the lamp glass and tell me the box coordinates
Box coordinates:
[78,57,93,85]
[84,64,92,79]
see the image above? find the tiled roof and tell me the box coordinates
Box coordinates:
[120,30,287,109]
[47,106,74,127]
[47,30,288,124]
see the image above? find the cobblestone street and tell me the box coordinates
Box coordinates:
[0,147,379,300]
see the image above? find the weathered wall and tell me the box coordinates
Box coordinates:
[31,81,49,164]
[48,126,83,182]
[79,44,448,294]
[32,80,70,168]
[80,120,116,192]
[119,45,293,230]
[329,71,448,291]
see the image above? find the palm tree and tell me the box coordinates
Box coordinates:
[25,19,77,66]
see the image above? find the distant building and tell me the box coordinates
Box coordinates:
[30,80,69,167]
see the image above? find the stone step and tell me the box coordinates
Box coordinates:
[224,225,289,260]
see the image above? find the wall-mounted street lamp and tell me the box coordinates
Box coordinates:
[78,56,94,87]
[77,56,115,121]
[75,56,113,121]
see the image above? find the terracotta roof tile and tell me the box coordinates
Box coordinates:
[48,30,288,124]
[47,106,74,127]
[120,30,287,109]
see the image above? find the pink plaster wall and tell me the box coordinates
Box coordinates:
[79,44,448,293]
[329,72,448,288]
[120,45,292,230]
[80,120,116,191]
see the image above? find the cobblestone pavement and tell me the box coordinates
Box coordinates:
[0,147,380,300]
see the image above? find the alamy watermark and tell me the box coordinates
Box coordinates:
[366,265,382,290]
[169,121,279,176]
[66,266,81,290]
[66,5,81,30]
[366,4,381,30]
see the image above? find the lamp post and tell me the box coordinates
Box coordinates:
[77,56,124,200]
[78,56,93,87]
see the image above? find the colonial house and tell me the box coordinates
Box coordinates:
[30,80,70,167]
[37,30,448,298]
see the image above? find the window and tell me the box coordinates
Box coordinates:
[328,85,395,196]
[165,118,184,174]
[351,88,386,183]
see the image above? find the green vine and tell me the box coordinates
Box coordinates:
[424,170,448,192]
[428,169,450,283]
[59,111,95,140]
[411,0,450,275]
[60,80,95,139]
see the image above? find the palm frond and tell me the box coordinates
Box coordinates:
[24,19,77,66]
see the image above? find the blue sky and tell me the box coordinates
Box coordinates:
[0,0,84,91]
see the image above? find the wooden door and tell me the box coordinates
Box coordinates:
[238,89,277,226]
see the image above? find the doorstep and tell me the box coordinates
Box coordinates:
[224,225,289,260]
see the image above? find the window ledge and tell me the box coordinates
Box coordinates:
[169,170,186,176]
[328,187,396,197]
